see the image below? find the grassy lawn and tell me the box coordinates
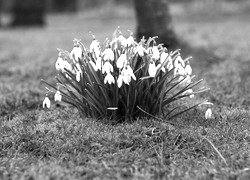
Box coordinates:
[1,2,250,179]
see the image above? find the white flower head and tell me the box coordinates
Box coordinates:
[70,46,82,62]
[126,34,134,47]
[205,108,212,119]
[55,57,65,71]
[102,61,114,74]
[63,61,73,72]
[117,74,123,88]
[76,69,81,82]
[160,52,169,64]
[116,54,126,69]
[136,45,145,57]
[118,34,127,47]
[148,61,157,77]
[96,56,102,71]
[152,46,160,60]
[185,64,192,76]
[54,90,62,102]
[174,56,185,68]
[104,73,115,84]
[103,48,114,61]
[90,39,101,57]
[43,96,51,108]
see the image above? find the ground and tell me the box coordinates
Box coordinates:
[1,2,250,180]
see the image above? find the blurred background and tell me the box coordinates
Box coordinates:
[1,0,250,111]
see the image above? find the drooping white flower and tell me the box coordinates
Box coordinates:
[174,56,185,68]
[116,54,126,69]
[205,108,212,119]
[103,48,114,61]
[124,65,136,82]
[117,74,123,88]
[174,64,185,77]
[55,57,65,71]
[126,35,134,47]
[160,52,169,64]
[42,96,51,108]
[70,46,82,62]
[148,61,157,77]
[152,46,160,60]
[63,61,73,72]
[76,69,81,82]
[102,61,114,74]
[90,39,101,57]
[136,45,145,57]
[54,90,62,102]
[118,34,127,47]
[104,73,115,84]
[185,64,192,75]
[96,56,102,71]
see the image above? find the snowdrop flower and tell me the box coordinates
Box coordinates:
[76,69,81,82]
[174,56,185,68]
[104,73,115,84]
[166,60,174,71]
[118,34,127,47]
[126,34,134,47]
[136,45,145,57]
[42,96,51,108]
[102,61,114,74]
[205,108,212,119]
[160,52,168,64]
[117,74,123,88]
[103,48,114,61]
[90,39,101,57]
[96,56,102,70]
[55,57,65,71]
[122,65,136,84]
[70,46,82,62]
[185,64,192,75]
[152,46,160,60]
[116,54,126,69]
[54,90,62,102]
[148,61,157,77]
[63,61,73,72]
[174,64,185,77]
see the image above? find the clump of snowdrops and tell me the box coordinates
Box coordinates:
[42,28,212,122]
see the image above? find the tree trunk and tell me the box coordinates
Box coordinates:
[11,0,46,26]
[133,0,178,49]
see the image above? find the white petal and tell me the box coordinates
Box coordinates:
[152,46,160,60]
[205,108,212,119]
[148,61,157,77]
[116,54,126,69]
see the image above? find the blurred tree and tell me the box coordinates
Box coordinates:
[133,0,178,49]
[11,0,46,26]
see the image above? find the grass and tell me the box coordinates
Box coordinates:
[1,2,250,179]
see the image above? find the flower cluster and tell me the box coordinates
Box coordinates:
[42,28,212,121]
